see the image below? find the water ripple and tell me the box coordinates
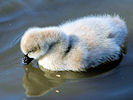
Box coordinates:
[10,32,23,48]
[0,32,23,54]
[0,10,25,23]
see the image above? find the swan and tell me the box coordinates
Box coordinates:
[20,15,128,71]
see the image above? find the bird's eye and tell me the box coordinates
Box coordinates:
[28,50,33,53]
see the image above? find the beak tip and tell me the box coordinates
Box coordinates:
[22,61,28,65]
[22,55,33,65]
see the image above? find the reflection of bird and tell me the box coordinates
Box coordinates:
[23,57,122,97]
[23,64,65,97]
[21,15,127,71]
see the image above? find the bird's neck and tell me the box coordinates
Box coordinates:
[38,32,70,70]
[51,32,69,56]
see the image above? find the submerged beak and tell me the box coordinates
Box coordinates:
[22,54,33,65]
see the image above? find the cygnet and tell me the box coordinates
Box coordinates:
[20,15,128,71]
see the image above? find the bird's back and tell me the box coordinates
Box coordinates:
[60,15,127,48]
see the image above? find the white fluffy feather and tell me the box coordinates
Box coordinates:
[21,15,128,71]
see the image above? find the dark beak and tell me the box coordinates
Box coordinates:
[22,54,33,65]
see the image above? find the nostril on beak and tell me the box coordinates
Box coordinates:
[22,54,33,65]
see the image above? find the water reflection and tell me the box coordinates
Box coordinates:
[23,63,64,97]
[22,54,122,97]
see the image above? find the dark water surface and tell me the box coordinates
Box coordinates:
[0,0,133,100]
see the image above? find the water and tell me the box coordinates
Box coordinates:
[0,0,133,100]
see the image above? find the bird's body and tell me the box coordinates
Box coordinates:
[21,15,127,71]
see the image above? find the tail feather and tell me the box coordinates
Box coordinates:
[110,16,128,46]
